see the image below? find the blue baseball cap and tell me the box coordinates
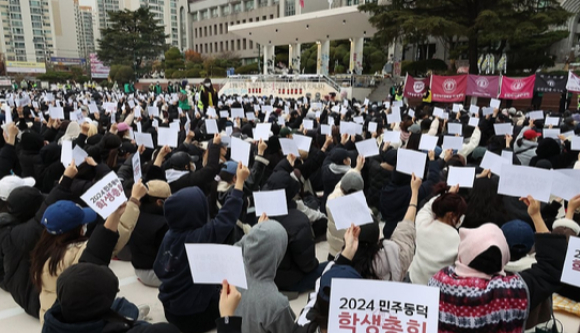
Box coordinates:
[41,200,97,235]
[319,265,362,302]
[221,161,238,175]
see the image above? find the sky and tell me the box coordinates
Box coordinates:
[79,0,95,8]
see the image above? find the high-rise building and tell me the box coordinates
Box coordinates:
[79,6,96,59]
[94,0,122,47]
[123,0,180,47]
[0,0,81,64]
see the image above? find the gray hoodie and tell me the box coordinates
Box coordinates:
[235,220,296,333]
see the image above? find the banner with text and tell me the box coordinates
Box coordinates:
[403,74,428,99]
[566,71,580,93]
[534,73,567,94]
[466,75,499,98]
[431,75,467,102]
[90,53,110,79]
[499,75,535,100]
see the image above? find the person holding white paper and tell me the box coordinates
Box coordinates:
[30,164,148,323]
[321,150,364,215]
[428,198,570,333]
[154,162,249,333]
[514,126,540,166]
[234,219,296,333]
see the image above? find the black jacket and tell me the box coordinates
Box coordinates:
[128,206,168,270]
[167,141,221,194]
[0,176,75,318]
[216,317,242,333]
[0,143,17,179]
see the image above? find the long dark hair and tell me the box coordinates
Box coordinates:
[462,177,508,229]
[30,227,87,291]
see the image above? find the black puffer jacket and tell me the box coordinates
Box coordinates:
[263,159,318,290]
[129,204,168,270]
[0,176,74,317]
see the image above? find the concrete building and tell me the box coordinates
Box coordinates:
[94,0,122,45]
[0,0,82,66]
[123,0,180,47]
[550,0,580,63]
[79,6,96,60]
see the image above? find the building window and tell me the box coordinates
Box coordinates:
[210,43,212,53]
[225,41,228,51]
[245,1,254,11]
[220,41,223,52]
[237,39,240,50]
[258,0,268,7]
[209,25,212,36]
[219,23,223,34]
[231,40,234,51]
[233,3,242,13]
[204,26,207,37]
[214,42,217,53]
[192,12,198,21]
[285,0,296,16]
[225,22,228,33]
[243,39,246,50]
[211,7,218,18]
[250,40,253,49]
[221,5,230,16]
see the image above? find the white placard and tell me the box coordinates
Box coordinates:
[543,128,560,139]
[493,123,513,136]
[382,131,401,144]
[128,100,135,109]
[551,170,580,201]
[469,105,479,115]
[442,136,464,151]
[230,137,250,166]
[134,132,154,149]
[327,191,373,230]
[545,116,560,126]
[134,106,142,118]
[387,108,402,124]
[254,123,272,141]
[72,145,88,167]
[293,134,312,152]
[60,140,73,166]
[279,138,299,156]
[419,135,438,151]
[480,151,511,175]
[447,166,475,188]
[368,122,378,133]
[490,98,501,109]
[447,123,462,135]
[571,136,580,151]
[561,236,580,288]
[147,106,159,117]
[353,116,364,124]
[396,149,427,179]
[452,103,462,112]
[482,107,495,116]
[303,119,314,130]
[340,122,356,136]
[231,108,244,119]
[206,107,217,118]
[219,111,229,118]
[49,107,64,119]
[157,127,178,148]
[246,112,256,121]
[205,119,219,134]
[329,279,440,333]
[80,171,127,219]
[433,107,445,118]
[498,164,553,202]
[321,124,332,136]
[355,139,379,158]
[253,190,288,217]
[3,106,12,124]
[185,244,247,290]
[132,153,141,184]
[408,109,415,118]
[527,110,544,120]
[468,117,479,127]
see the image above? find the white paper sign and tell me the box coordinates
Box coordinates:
[132,153,141,184]
[49,107,64,119]
[230,137,251,166]
[468,117,479,127]
[501,150,513,162]
[72,145,88,167]
[433,107,445,118]
[494,123,513,136]
[560,236,580,288]
[387,108,402,124]
[329,279,440,333]
[279,138,300,156]
[543,128,560,139]
[321,124,332,136]
[498,164,553,202]
[157,127,179,148]
[80,171,127,219]
[254,123,272,141]
[527,110,544,120]
[185,244,247,289]
[231,108,244,119]
[419,135,438,151]
[303,119,314,130]
[447,166,475,188]
[3,106,12,124]
[368,122,378,133]
[396,149,427,179]
[469,105,479,115]
[490,98,501,109]
[355,139,379,158]
[442,136,464,151]
[60,140,73,166]
[253,190,288,217]
[545,116,560,126]
[447,123,462,135]
[382,131,401,144]
[571,136,580,151]
[550,170,580,201]
[293,134,312,152]
[480,151,511,175]
[134,132,154,149]
[327,191,373,230]
[205,119,219,134]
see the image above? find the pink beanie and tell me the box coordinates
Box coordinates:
[455,223,511,278]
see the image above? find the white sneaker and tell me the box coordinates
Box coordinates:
[137,304,151,321]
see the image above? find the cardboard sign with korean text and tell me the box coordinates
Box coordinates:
[81,171,127,219]
[561,236,580,288]
[329,279,439,333]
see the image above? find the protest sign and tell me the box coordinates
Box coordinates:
[185,244,247,289]
[80,171,127,219]
[132,153,141,184]
[561,236,580,288]
[327,191,373,230]
[253,190,288,217]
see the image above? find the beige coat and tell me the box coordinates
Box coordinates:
[38,201,140,324]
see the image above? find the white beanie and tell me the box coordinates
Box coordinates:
[552,218,580,235]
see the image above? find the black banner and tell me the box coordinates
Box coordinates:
[534,74,567,93]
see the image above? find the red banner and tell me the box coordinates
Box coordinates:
[431,75,467,102]
[499,75,536,100]
[403,75,428,98]
[466,75,499,98]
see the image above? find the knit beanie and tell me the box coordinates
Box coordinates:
[340,171,364,193]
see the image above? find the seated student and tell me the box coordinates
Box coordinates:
[128,180,171,287]
[234,217,295,333]
[153,162,249,333]
[428,195,569,333]
[262,155,324,293]
[407,184,466,285]
[42,263,179,333]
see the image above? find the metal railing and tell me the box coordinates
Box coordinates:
[226,74,343,92]
[331,74,385,88]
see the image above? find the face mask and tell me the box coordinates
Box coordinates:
[204,83,211,88]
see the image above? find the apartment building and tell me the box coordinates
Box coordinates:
[79,6,96,59]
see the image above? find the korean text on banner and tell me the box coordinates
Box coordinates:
[430,75,468,102]
[81,171,127,219]
[465,75,500,98]
[561,236,580,288]
[328,279,440,333]
[403,75,428,98]
[499,75,536,100]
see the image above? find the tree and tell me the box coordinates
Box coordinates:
[164,47,185,78]
[97,7,168,76]
[109,64,135,83]
[359,0,571,74]
[184,49,203,64]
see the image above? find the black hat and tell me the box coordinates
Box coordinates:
[330,148,349,164]
[57,263,118,323]
[169,152,196,170]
